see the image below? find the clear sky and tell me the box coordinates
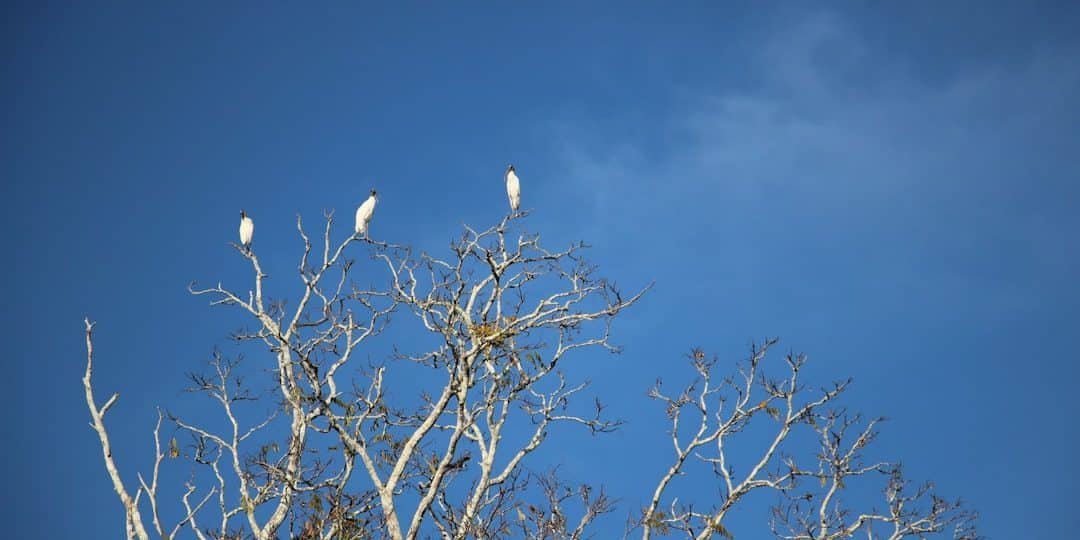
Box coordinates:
[4,2,1078,538]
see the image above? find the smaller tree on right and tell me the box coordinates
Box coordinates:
[636,340,979,540]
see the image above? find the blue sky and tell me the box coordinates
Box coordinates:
[4,2,1078,538]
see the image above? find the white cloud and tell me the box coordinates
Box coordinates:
[549,12,1078,249]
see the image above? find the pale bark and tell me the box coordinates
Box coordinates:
[637,345,978,540]
[86,210,645,539]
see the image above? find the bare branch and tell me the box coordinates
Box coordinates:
[86,208,971,540]
[83,319,151,540]
[637,344,978,540]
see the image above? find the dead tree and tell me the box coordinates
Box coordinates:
[84,210,646,540]
[635,343,979,540]
[84,209,975,539]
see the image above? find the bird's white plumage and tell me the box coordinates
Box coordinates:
[239,213,254,247]
[355,192,377,235]
[505,167,521,212]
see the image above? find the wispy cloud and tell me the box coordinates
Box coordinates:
[551,11,1079,241]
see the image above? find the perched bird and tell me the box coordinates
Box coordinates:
[505,164,521,212]
[239,210,254,250]
[355,189,378,236]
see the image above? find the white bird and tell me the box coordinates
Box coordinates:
[355,189,378,236]
[505,164,520,212]
[239,210,254,250]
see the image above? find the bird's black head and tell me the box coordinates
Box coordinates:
[240,209,246,218]
[370,188,377,197]
[507,164,515,172]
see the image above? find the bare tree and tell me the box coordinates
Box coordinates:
[635,343,979,540]
[83,210,975,539]
[84,211,646,540]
